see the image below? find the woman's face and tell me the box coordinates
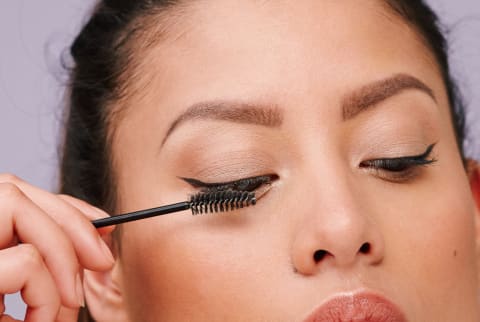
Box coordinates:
[102,1,480,321]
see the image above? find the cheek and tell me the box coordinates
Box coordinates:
[118,215,275,320]
[401,194,476,279]
[381,168,479,316]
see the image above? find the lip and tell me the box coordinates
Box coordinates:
[302,292,407,322]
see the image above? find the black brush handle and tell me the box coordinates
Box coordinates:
[92,201,191,228]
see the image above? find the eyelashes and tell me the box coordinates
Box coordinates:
[359,143,437,182]
[181,143,437,194]
[181,174,277,193]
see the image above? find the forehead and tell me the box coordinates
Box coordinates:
[144,0,438,94]
[163,0,431,60]
[117,0,446,138]
[111,0,453,206]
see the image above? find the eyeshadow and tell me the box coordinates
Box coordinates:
[181,174,277,192]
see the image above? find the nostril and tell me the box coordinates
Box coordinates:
[359,242,371,254]
[313,249,328,262]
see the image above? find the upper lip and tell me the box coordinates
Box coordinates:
[302,291,407,322]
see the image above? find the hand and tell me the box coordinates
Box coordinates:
[0,174,115,322]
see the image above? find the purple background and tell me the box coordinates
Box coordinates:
[1,0,479,319]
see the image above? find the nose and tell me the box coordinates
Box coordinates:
[290,172,385,275]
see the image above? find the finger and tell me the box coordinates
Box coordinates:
[55,306,79,322]
[0,315,20,322]
[0,245,61,322]
[0,294,5,317]
[58,195,116,263]
[0,175,114,270]
[0,184,81,309]
[58,195,114,236]
[0,174,105,219]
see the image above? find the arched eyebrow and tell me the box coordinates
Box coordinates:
[161,101,283,145]
[161,73,435,146]
[341,73,436,120]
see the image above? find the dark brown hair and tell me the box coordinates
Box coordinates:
[60,1,468,321]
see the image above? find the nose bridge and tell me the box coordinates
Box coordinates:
[308,157,367,241]
[290,150,384,274]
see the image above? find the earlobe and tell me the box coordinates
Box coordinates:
[83,260,130,322]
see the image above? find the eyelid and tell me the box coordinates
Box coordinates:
[180,174,277,192]
[172,148,276,183]
[359,143,437,182]
[361,143,436,164]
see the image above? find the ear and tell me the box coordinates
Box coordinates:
[469,160,480,210]
[467,160,480,277]
[82,252,130,322]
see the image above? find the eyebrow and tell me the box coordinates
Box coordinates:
[162,101,283,145]
[161,73,436,145]
[341,73,436,120]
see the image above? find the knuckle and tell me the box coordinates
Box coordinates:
[0,182,24,201]
[0,173,22,185]
[17,244,43,268]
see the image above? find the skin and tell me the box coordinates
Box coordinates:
[89,0,480,321]
[1,1,479,322]
[0,176,115,321]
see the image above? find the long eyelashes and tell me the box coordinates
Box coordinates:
[181,174,277,193]
[182,144,436,194]
[360,143,437,181]
[190,190,256,215]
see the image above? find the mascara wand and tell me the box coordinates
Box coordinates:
[92,190,256,228]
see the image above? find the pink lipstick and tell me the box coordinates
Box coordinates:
[303,292,406,322]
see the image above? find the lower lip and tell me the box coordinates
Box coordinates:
[303,292,406,322]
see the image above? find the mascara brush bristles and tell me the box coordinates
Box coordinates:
[92,189,257,228]
[189,190,256,215]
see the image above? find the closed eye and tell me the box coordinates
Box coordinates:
[359,143,437,182]
[181,174,278,193]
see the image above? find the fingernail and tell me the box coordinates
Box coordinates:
[70,200,109,220]
[99,238,115,264]
[76,273,85,308]
[92,206,109,219]
[95,206,109,216]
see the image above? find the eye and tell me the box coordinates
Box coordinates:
[181,174,278,193]
[359,143,437,182]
